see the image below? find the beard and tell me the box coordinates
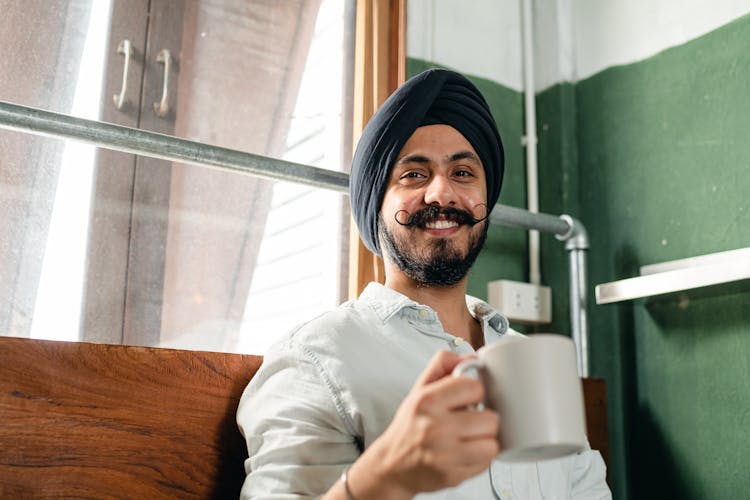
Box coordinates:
[378,212,488,287]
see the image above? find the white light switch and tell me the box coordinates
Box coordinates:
[487,279,552,324]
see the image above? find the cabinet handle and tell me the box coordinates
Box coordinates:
[113,40,133,110]
[153,49,172,117]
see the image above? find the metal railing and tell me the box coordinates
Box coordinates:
[0,99,591,376]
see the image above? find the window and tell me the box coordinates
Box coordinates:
[0,0,354,354]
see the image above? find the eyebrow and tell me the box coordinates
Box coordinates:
[396,154,431,165]
[449,151,481,164]
[396,150,481,165]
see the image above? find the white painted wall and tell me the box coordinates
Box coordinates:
[572,0,750,83]
[407,0,750,91]
[533,0,576,90]
[407,0,523,90]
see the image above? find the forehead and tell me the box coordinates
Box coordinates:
[396,124,478,161]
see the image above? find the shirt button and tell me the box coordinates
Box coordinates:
[453,337,463,346]
[418,309,428,319]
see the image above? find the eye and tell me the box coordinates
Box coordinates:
[453,168,475,179]
[399,170,427,181]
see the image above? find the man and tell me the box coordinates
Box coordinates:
[237,69,611,499]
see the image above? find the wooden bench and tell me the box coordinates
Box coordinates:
[0,336,608,498]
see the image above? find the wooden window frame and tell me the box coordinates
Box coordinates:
[348,0,406,299]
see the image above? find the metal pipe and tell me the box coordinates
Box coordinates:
[567,249,589,376]
[0,99,574,236]
[557,215,590,377]
[0,99,591,374]
[489,203,570,236]
[520,0,541,286]
[490,208,590,377]
[0,100,350,193]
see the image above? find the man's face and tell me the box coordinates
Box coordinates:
[378,124,489,287]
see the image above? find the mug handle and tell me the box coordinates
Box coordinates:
[451,358,486,411]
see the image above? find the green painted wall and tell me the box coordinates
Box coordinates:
[541,13,750,500]
[412,12,750,500]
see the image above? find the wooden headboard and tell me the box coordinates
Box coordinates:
[0,336,608,497]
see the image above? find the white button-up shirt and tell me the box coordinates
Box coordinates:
[237,282,611,499]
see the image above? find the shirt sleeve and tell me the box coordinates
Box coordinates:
[236,338,361,499]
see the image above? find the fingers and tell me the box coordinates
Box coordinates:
[417,433,500,487]
[413,350,485,413]
[451,408,500,440]
[415,373,486,413]
[437,435,500,467]
[419,409,500,452]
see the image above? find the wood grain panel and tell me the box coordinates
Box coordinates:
[582,377,610,477]
[0,337,262,498]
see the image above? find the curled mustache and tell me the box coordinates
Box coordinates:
[394,204,489,228]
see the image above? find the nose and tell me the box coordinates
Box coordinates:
[423,174,457,207]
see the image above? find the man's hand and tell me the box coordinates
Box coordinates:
[339,350,500,499]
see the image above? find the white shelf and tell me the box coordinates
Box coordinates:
[595,247,750,304]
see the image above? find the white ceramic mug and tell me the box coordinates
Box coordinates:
[452,334,586,462]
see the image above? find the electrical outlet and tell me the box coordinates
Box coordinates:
[487,279,552,324]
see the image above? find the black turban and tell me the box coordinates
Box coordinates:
[349,68,505,256]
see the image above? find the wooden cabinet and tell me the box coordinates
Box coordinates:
[83,0,186,345]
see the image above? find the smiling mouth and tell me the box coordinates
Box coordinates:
[424,219,459,229]
[396,205,487,229]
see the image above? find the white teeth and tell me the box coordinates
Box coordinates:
[425,220,458,229]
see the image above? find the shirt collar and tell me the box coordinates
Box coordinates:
[466,294,510,337]
[358,282,510,337]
